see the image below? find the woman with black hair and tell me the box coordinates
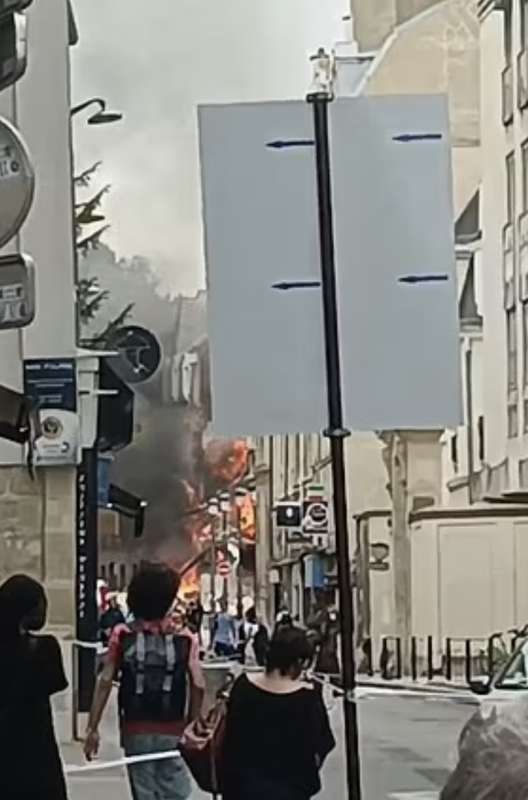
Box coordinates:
[0,574,69,799]
[222,626,336,800]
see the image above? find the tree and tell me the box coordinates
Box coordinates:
[75,161,134,346]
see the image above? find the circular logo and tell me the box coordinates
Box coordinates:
[107,326,162,384]
[41,416,63,440]
[306,502,328,529]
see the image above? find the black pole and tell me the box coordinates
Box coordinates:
[75,447,99,712]
[308,90,362,800]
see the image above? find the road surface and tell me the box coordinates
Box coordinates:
[63,692,476,800]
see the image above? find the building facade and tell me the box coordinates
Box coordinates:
[0,0,78,627]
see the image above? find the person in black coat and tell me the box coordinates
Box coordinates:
[222,626,335,800]
[0,574,69,800]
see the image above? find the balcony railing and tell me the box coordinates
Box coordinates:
[503,65,514,126]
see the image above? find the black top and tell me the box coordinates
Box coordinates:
[0,634,68,799]
[222,674,335,800]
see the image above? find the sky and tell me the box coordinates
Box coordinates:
[71,0,346,295]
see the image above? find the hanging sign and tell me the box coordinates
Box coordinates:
[23,358,79,465]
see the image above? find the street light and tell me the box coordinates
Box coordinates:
[207,497,220,612]
[234,486,248,617]
[70,98,123,125]
[307,48,361,800]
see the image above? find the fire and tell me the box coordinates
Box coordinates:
[178,566,200,599]
[239,493,256,543]
[204,439,249,486]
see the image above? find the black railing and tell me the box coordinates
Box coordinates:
[357,630,527,684]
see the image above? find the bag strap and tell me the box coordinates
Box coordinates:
[135,631,146,695]
[162,634,176,693]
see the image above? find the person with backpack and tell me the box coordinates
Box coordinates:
[84,563,205,800]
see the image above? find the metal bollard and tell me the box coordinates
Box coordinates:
[427,635,434,681]
[365,637,374,677]
[465,639,472,685]
[395,637,402,679]
[445,638,452,682]
[411,637,418,682]
[380,638,390,680]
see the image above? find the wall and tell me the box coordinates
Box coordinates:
[411,512,528,640]
[0,0,77,626]
[479,10,509,469]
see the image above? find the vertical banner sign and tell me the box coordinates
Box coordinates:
[76,448,98,712]
[23,358,79,465]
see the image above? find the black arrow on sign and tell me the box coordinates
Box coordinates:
[272,281,321,290]
[399,274,449,284]
[393,133,443,143]
[266,139,315,149]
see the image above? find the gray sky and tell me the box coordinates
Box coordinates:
[71,0,345,294]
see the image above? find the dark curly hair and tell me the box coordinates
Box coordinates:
[127,563,180,622]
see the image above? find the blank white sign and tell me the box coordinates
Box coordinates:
[199,95,462,436]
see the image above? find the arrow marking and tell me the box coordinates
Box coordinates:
[266,139,315,149]
[272,281,321,290]
[393,133,443,143]
[399,274,449,284]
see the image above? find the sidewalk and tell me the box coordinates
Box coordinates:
[356,675,472,696]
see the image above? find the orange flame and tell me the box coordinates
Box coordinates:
[204,439,249,486]
[239,494,256,543]
[178,566,200,598]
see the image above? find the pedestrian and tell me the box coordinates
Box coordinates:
[99,592,125,646]
[275,606,294,631]
[0,574,69,800]
[84,563,205,800]
[242,606,267,666]
[221,626,336,800]
[212,599,237,657]
[187,598,204,643]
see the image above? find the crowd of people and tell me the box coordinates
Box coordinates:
[0,564,339,800]
[6,565,528,799]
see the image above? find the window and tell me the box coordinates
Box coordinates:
[509,404,519,438]
[505,0,513,64]
[507,151,516,223]
[524,303,528,386]
[522,141,528,213]
[450,434,458,473]
[507,309,518,389]
[477,416,485,463]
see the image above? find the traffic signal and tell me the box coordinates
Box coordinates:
[0,0,32,93]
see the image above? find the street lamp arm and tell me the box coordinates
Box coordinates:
[71,98,105,118]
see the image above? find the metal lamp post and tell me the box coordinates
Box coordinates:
[219,491,231,604]
[307,48,362,800]
[207,496,220,611]
[234,486,248,617]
